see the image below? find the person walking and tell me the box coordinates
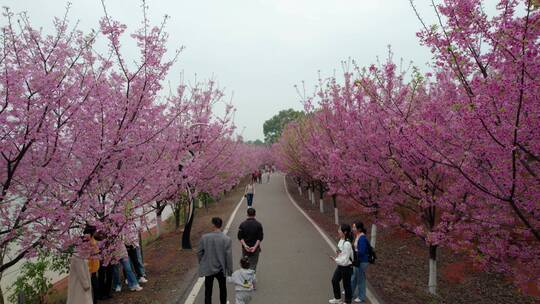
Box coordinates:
[329,224,354,304]
[237,208,264,271]
[251,172,257,183]
[351,222,369,303]
[197,217,233,304]
[265,168,271,183]
[244,181,255,208]
[67,230,94,304]
[256,170,262,184]
[227,256,257,304]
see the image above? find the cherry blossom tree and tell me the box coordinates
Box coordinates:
[410,0,540,285]
[276,0,539,292]
[0,3,267,298]
[0,7,101,300]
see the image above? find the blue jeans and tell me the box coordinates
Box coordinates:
[112,257,139,289]
[351,263,368,300]
[246,193,254,207]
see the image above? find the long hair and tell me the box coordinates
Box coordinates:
[340,223,353,242]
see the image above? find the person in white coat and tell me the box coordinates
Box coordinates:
[67,233,93,304]
[329,224,354,304]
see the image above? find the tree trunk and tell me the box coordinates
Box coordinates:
[319,185,324,213]
[0,254,4,304]
[370,224,377,248]
[428,245,438,294]
[298,186,302,195]
[181,197,195,249]
[310,185,316,205]
[0,279,4,304]
[174,203,181,230]
[138,230,144,262]
[332,194,339,225]
[156,210,163,237]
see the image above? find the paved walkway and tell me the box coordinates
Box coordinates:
[192,173,364,303]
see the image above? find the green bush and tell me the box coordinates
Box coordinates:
[8,251,69,304]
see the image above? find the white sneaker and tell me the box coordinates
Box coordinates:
[354,298,364,303]
[138,277,148,283]
[329,299,343,304]
[130,285,143,292]
[114,286,121,292]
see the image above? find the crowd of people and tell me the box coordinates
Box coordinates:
[251,165,274,184]
[66,225,148,304]
[197,207,264,304]
[65,167,372,304]
[198,169,373,304]
[65,167,270,304]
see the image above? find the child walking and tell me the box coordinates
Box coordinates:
[228,257,256,304]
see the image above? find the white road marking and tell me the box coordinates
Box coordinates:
[283,176,380,304]
[183,196,245,304]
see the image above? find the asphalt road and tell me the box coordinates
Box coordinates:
[194,172,340,303]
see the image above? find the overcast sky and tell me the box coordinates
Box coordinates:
[2,0,441,141]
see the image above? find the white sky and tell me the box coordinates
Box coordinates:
[2,0,441,141]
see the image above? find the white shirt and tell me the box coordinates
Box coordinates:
[353,234,360,252]
[334,239,353,266]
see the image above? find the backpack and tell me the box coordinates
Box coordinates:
[366,240,377,264]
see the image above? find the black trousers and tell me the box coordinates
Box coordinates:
[204,271,227,304]
[242,247,260,271]
[97,264,114,299]
[332,265,353,303]
[91,273,99,303]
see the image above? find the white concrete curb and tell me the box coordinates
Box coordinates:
[183,196,245,304]
[283,176,380,304]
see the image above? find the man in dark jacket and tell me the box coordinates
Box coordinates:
[197,217,233,304]
[237,208,264,271]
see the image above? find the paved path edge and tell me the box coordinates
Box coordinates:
[283,175,384,304]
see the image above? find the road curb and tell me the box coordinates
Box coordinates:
[283,175,384,304]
